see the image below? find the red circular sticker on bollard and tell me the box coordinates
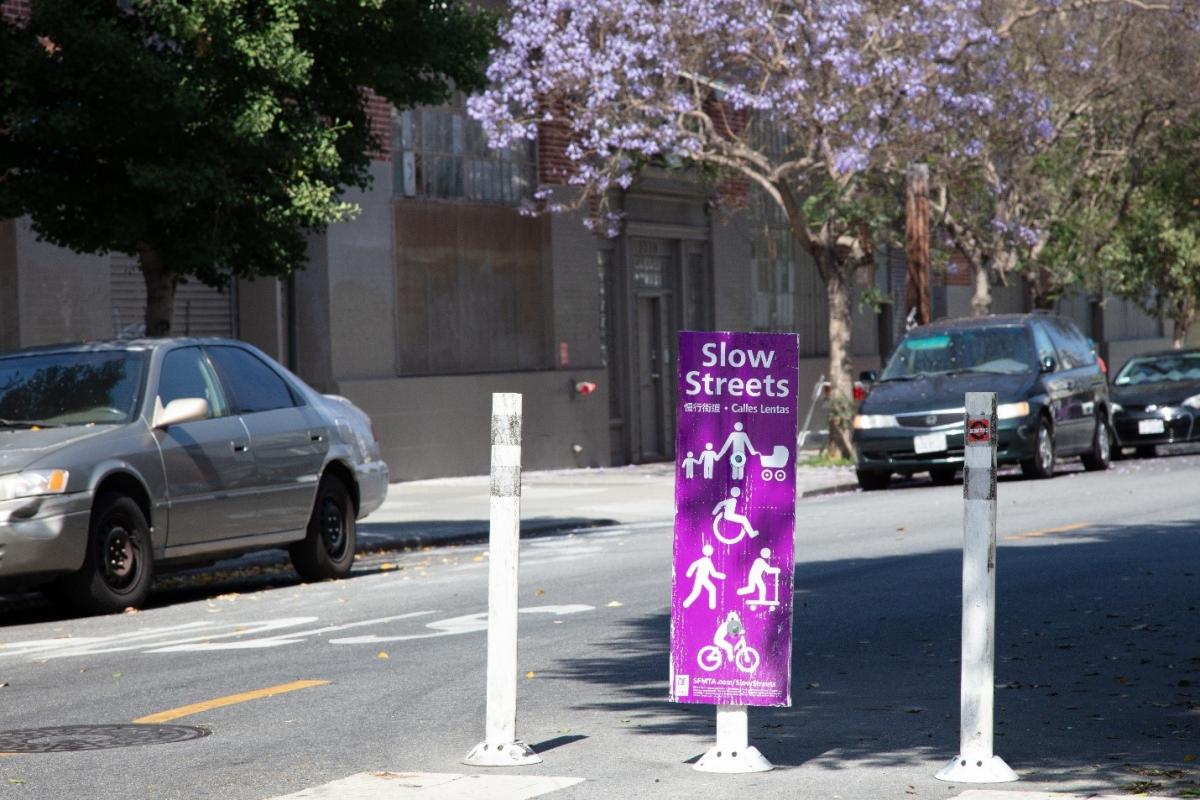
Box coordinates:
[966,416,991,444]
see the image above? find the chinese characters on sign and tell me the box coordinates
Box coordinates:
[670,331,799,707]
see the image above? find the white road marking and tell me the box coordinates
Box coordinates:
[268,771,582,799]
[0,618,318,660]
[0,606,595,659]
[147,611,438,652]
[330,604,594,645]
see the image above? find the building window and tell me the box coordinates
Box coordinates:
[749,189,798,334]
[394,204,551,375]
[394,102,534,204]
[631,238,671,289]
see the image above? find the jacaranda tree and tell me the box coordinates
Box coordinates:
[469,0,1033,457]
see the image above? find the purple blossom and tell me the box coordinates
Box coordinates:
[469,0,1031,212]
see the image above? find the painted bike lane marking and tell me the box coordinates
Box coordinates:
[0,605,595,660]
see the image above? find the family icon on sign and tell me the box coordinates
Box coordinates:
[681,423,791,483]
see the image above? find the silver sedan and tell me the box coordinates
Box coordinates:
[0,338,388,614]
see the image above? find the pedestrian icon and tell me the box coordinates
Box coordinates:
[682,544,726,610]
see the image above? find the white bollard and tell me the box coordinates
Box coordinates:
[464,393,541,768]
[693,705,772,773]
[936,392,1017,783]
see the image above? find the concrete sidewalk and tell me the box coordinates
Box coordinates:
[356,461,858,552]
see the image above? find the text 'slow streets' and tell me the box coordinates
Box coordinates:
[1,453,1197,800]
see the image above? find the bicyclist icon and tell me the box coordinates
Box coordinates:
[711,487,758,545]
[697,610,760,674]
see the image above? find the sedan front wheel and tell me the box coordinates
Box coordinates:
[52,494,154,615]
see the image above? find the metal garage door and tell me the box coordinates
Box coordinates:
[110,255,235,338]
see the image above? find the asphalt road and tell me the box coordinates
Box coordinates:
[0,451,1197,799]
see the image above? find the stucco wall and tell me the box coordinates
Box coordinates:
[339,368,610,481]
[712,208,753,331]
[0,220,18,351]
[549,199,604,369]
[327,160,397,381]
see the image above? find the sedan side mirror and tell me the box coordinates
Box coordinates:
[153,397,210,428]
[858,370,879,384]
[1040,355,1057,373]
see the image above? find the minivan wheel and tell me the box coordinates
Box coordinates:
[51,494,154,615]
[1081,414,1112,472]
[290,474,356,582]
[856,469,891,491]
[1020,417,1055,480]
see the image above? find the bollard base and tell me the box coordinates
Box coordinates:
[935,754,1018,783]
[463,740,542,767]
[693,744,773,773]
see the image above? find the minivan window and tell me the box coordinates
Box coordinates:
[1046,319,1095,370]
[1032,323,1057,365]
[881,326,1035,380]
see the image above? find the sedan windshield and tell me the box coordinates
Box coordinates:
[1114,352,1200,385]
[0,350,147,426]
[881,326,1034,381]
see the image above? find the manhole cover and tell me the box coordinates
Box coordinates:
[0,724,210,753]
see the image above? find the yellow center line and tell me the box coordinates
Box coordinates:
[132,679,330,724]
[1005,521,1091,541]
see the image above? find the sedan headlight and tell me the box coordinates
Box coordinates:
[1110,402,1123,414]
[853,414,899,430]
[0,469,69,502]
[1183,394,1200,410]
[996,401,1030,420]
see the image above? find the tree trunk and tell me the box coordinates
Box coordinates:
[824,261,855,459]
[970,259,992,317]
[138,243,176,337]
[905,164,931,325]
[1172,298,1195,349]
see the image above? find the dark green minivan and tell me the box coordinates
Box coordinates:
[851,313,1112,491]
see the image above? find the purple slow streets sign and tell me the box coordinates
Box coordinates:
[670,331,799,707]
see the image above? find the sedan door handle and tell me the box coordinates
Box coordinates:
[310,433,324,443]
[232,442,248,453]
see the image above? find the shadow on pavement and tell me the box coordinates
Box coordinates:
[0,515,623,626]
[547,517,1199,794]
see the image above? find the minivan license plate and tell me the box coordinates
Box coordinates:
[913,432,948,454]
[1138,419,1165,435]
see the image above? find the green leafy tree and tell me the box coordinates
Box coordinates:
[0,0,494,335]
[931,1,1198,315]
[1102,126,1200,348]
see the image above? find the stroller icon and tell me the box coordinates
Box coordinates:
[759,445,790,481]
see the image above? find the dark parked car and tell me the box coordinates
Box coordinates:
[1109,348,1200,457]
[852,313,1112,490]
[0,338,388,614]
